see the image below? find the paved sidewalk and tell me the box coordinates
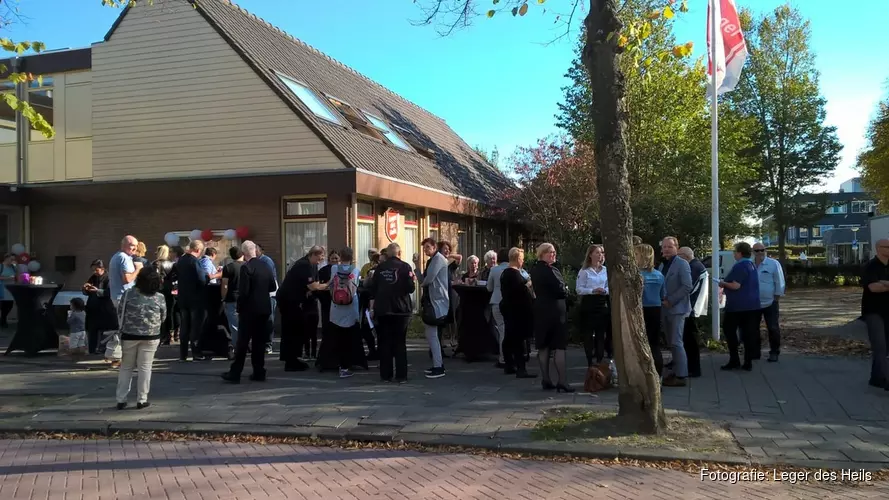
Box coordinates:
[0,438,885,499]
[1,339,887,468]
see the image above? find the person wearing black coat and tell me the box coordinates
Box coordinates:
[174,240,209,361]
[276,246,327,371]
[152,245,175,345]
[222,240,278,383]
[499,248,537,380]
[369,243,416,382]
[82,259,118,355]
[529,243,574,393]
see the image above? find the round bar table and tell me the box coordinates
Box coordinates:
[5,283,62,356]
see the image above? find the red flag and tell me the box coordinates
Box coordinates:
[707,0,748,95]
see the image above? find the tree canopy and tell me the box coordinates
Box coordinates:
[859,95,889,208]
[728,4,842,258]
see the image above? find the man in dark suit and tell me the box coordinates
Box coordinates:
[175,239,209,362]
[223,240,277,383]
[277,246,326,372]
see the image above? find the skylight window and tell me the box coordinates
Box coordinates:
[363,113,413,151]
[276,73,343,125]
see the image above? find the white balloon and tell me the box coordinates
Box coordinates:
[27,260,40,272]
[189,229,203,241]
[223,229,237,240]
[164,232,179,246]
[10,243,24,256]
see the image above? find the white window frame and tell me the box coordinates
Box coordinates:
[275,73,344,126]
[363,112,413,151]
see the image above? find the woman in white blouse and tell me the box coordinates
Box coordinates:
[575,244,611,366]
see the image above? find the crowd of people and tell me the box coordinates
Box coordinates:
[77,230,801,408]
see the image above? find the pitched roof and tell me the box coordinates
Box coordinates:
[131,0,511,203]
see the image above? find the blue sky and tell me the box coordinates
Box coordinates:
[7,0,887,191]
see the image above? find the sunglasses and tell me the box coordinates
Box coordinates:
[753,249,765,253]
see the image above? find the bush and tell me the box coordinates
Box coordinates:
[785,263,863,287]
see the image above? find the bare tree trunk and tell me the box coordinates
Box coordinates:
[583,0,666,434]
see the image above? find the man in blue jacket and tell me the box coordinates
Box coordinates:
[659,236,692,387]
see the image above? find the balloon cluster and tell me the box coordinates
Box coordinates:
[9,243,40,272]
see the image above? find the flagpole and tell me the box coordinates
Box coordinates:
[710,0,721,341]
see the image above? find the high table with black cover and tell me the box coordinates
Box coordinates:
[198,283,232,359]
[5,283,62,356]
[452,284,498,361]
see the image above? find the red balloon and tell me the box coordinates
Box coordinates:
[236,226,250,239]
[18,253,30,264]
[201,229,214,242]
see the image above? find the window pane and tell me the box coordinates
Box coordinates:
[404,209,418,223]
[429,213,439,228]
[285,200,325,216]
[357,202,374,218]
[365,113,413,151]
[355,222,375,270]
[284,221,327,270]
[277,74,343,125]
[29,88,53,141]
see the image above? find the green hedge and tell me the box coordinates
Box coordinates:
[784,263,863,287]
[767,245,826,256]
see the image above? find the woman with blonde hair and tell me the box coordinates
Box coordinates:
[576,244,610,366]
[152,245,175,345]
[529,243,573,392]
[133,241,149,267]
[636,244,665,376]
[498,247,537,379]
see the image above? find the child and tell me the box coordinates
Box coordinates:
[68,298,88,360]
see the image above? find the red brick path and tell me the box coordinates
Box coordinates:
[0,440,885,499]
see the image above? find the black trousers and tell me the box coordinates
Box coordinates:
[683,316,702,376]
[328,322,356,370]
[377,315,410,381]
[0,300,12,327]
[501,307,529,372]
[229,312,267,378]
[724,310,759,365]
[280,308,315,367]
[87,325,102,355]
[178,304,206,360]
[642,306,664,376]
[160,291,174,344]
[758,301,781,354]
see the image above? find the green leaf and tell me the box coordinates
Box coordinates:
[680,0,689,13]
[493,0,499,3]
[640,22,651,39]
[0,38,15,52]
[537,0,546,4]
[663,5,675,19]
[32,42,46,53]
[487,9,495,18]
[606,31,615,42]
[511,6,518,16]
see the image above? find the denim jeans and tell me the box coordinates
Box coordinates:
[224,301,239,346]
[665,313,688,378]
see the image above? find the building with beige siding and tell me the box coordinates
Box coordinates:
[0,0,519,285]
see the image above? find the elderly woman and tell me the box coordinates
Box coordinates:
[499,247,537,379]
[479,250,497,281]
[116,266,166,410]
[461,255,480,284]
[153,245,175,345]
[530,243,574,393]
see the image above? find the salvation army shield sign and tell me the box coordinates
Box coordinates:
[385,209,399,242]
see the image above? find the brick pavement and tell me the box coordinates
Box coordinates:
[0,439,885,499]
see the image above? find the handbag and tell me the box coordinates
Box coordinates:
[420,287,446,326]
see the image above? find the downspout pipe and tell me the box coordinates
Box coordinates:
[11,57,23,187]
